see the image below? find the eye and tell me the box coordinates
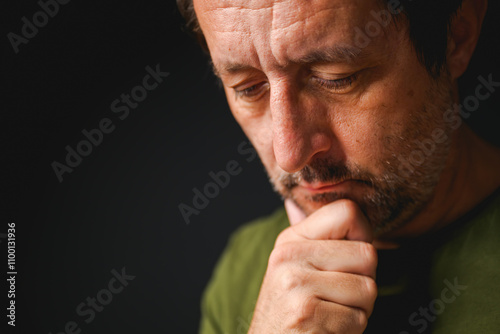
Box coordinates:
[233,82,269,101]
[312,73,358,92]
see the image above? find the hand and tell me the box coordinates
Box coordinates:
[248,199,378,333]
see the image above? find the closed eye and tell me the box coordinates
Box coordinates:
[232,72,357,101]
[312,73,358,92]
[233,82,269,101]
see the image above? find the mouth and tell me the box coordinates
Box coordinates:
[299,180,351,193]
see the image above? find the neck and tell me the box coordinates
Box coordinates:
[379,124,500,243]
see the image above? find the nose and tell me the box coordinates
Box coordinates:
[270,81,333,173]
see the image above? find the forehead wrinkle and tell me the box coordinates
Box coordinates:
[199,1,274,33]
[199,0,376,78]
[215,44,364,78]
[270,4,343,32]
[268,1,355,67]
[196,0,276,75]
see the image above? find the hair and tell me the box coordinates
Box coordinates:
[176,0,464,76]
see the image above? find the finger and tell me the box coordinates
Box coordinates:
[284,198,307,226]
[291,297,368,333]
[309,271,378,316]
[308,240,377,278]
[271,240,377,278]
[279,199,373,243]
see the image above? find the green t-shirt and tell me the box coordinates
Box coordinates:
[199,190,500,334]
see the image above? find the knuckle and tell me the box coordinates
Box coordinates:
[268,242,295,267]
[298,295,319,319]
[363,277,378,303]
[275,230,287,246]
[356,308,369,331]
[268,247,287,268]
[359,242,378,274]
[286,295,319,328]
[335,307,367,333]
[275,227,294,245]
[280,268,309,291]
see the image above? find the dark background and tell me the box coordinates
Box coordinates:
[1,1,499,333]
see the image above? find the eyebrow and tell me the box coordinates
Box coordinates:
[295,45,363,64]
[211,61,250,78]
[212,45,365,77]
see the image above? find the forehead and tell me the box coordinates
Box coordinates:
[194,0,386,72]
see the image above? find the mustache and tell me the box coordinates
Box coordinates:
[278,159,375,190]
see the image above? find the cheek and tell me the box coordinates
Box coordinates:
[333,32,440,170]
[336,79,427,171]
[227,97,277,171]
[333,107,386,170]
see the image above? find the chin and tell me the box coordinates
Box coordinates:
[289,187,428,238]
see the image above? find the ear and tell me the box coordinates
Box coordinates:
[446,0,488,79]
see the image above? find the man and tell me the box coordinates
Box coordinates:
[178,0,500,332]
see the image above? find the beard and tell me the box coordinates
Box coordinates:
[267,73,456,236]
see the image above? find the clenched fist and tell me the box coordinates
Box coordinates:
[249,199,378,333]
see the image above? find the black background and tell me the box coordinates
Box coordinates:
[1,1,499,333]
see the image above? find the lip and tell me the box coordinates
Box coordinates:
[300,180,350,193]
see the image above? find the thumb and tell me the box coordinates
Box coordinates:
[284,199,307,226]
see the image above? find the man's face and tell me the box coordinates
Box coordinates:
[195,0,456,235]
